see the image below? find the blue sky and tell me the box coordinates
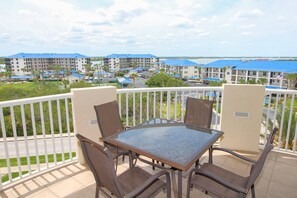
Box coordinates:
[1,0,297,57]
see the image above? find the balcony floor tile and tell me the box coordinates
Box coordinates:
[1,151,297,198]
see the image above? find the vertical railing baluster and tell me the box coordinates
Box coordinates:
[264,93,272,143]
[147,92,149,121]
[126,93,129,126]
[181,91,185,121]
[153,92,156,118]
[285,95,295,150]
[40,102,49,168]
[215,91,220,130]
[57,99,64,162]
[133,92,135,126]
[10,106,22,178]
[160,91,163,118]
[48,101,57,165]
[272,94,280,130]
[30,103,40,171]
[140,92,142,123]
[174,91,177,121]
[65,98,72,160]
[21,104,31,174]
[167,91,171,120]
[278,94,287,149]
[0,107,12,183]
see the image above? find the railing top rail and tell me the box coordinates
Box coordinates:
[1,87,297,107]
[116,86,223,93]
[0,93,72,107]
[265,88,297,95]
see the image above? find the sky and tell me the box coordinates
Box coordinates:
[1,0,297,57]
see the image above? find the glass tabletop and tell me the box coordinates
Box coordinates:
[105,118,223,170]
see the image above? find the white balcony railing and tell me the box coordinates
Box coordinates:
[1,86,297,190]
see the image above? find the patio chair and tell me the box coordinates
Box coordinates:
[186,127,278,198]
[184,97,214,128]
[94,100,132,169]
[76,134,171,198]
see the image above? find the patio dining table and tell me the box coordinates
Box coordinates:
[104,118,224,198]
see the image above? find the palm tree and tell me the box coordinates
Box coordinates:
[257,78,268,85]
[287,74,297,90]
[129,73,138,87]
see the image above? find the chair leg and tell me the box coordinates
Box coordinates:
[195,159,199,167]
[152,159,155,170]
[208,147,213,164]
[115,157,118,173]
[251,184,255,198]
[122,155,125,162]
[95,187,99,198]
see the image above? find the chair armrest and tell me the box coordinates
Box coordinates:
[212,147,256,164]
[189,167,247,194]
[126,170,171,198]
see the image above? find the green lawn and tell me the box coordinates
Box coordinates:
[162,102,182,119]
[1,171,29,183]
[0,152,76,167]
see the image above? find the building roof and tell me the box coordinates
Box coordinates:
[163,59,200,67]
[105,54,157,58]
[6,53,89,59]
[204,60,243,68]
[234,60,297,73]
[205,60,297,73]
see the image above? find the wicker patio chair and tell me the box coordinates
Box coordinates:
[152,97,214,170]
[94,100,132,169]
[184,97,214,128]
[76,134,171,198]
[186,128,278,198]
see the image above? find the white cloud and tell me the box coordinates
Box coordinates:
[18,9,37,16]
[235,9,264,19]
[240,24,256,29]
[241,31,252,36]
[1,0,297,56]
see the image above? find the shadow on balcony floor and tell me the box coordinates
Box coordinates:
[1,151,297,198]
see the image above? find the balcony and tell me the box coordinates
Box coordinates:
[1,86,297,197]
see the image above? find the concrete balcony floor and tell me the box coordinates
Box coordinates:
[1,150,297,198]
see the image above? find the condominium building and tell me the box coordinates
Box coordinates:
[5,53,90,75]
[161,59,201,79]
[202,60,297,88]
[104,54,159,72]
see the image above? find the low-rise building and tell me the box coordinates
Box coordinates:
[5,53,90,75]
[161,59,201,79]
[202,60,297,88]
[104,54,159,72]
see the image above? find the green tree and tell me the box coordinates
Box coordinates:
[146,72,186,87]
[131,62,137,69]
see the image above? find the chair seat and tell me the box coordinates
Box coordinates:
[191,163,248,198]
[118,167,166,198]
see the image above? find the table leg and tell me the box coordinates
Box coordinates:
[177,170,182,198]
[171,170,183,198]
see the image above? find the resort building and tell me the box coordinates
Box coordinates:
[161,59,201,79]
[202,60,297,88]
[104,54,159,72]
[5,53,90,75]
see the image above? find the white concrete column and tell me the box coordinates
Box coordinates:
[72,86,117,164]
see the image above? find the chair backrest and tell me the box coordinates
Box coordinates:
[94,100,124,138]
[246,128,278,189]
[184,97,214,128]
[76,133,124,197]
